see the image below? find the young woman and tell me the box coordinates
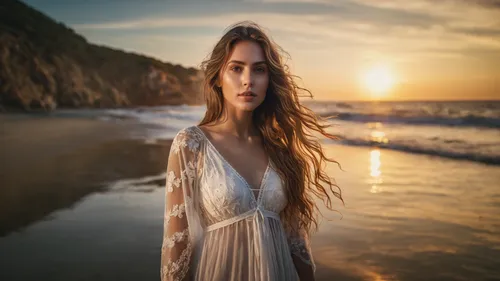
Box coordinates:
[161,21,342,281]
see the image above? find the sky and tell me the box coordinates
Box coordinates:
[23,0,500,101]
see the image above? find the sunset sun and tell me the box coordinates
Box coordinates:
[362,65,395,99]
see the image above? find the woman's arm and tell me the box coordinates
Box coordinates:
[161,128,200,281]
[286,218,317,281]
[292,253,316,281]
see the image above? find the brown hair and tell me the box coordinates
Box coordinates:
[198,21,343,236]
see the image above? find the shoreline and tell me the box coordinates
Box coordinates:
[0,116,172,236]
[1,115,499,280]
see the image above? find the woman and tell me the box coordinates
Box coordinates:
[161,21,342,281]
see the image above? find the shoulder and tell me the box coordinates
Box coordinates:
[174,126,204,142]
[171,126,204,155]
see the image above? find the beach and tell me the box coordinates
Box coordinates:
[0,115,172,280]
[314,144,500,280]
[0,108,499,281]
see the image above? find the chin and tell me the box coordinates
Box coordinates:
[237,101,263,112]
[224,96,266,112]
[237,104,258,112]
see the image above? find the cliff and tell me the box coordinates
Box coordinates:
[0,0,204,112]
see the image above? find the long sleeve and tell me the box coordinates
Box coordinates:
[286,219,316,273]
[161,128,202,281]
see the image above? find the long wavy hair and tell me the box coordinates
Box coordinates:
[198,21,343,236]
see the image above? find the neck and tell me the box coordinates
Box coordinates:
[216,106,258,140]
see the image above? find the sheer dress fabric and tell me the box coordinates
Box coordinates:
[161,126,316,281]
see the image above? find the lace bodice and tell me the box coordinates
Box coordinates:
[161,126,315,281]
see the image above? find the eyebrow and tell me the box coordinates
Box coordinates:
[228,60,267,66]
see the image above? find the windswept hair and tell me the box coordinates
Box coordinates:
[198,21,343,236]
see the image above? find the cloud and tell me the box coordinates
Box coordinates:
[72,0,446,31]
[466,0,500,8]
[450,27,500,38]
[71,0,500,64]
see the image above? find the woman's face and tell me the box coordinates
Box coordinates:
[218,40,269,112]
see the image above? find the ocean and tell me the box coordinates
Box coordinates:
[46,99,500,165]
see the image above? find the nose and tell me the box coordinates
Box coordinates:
[242,68,254,87]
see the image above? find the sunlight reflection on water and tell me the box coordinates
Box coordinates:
[370,149,383,193]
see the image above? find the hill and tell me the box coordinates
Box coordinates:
[0,0,204,112]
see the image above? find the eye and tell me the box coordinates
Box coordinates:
[255,67,267,73]
[230,66,242,72]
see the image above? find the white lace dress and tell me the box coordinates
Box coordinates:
[161,126,316,281]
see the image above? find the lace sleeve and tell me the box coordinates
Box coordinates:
[286,219,316,273]
[161,128,201,281]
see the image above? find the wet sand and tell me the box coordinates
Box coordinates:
[0,116,171,236]
[1,115,499,281]
[312,144,500,281]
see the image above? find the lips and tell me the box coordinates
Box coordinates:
[238,91,256,97]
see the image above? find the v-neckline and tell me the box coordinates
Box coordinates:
[194,125,270,203]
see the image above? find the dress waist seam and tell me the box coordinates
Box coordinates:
[204,208,280,232]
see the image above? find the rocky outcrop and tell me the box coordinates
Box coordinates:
[0,0,204,112]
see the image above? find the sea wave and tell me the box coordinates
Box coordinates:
[333,137,500,165]
[318,112,500,128]
[305,100,500,128]
[37,104,499,165]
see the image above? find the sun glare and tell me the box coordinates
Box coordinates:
[362,65,395,99]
